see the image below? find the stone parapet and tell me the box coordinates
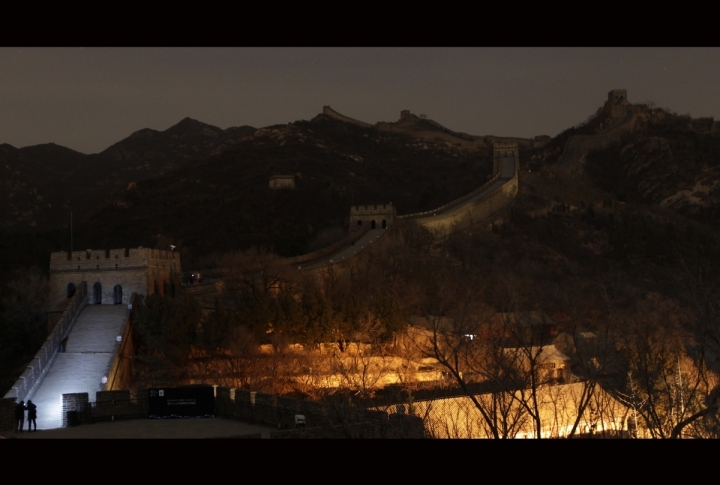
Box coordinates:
[213,386,424,438]
[4,282,88,402]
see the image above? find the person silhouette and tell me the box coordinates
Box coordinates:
[26,400,37,432]
[15,400,25,432]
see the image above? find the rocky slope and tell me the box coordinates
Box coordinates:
[584,106,720,227]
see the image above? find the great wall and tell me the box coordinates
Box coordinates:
[2,91,629,431]
[558,89,635,169]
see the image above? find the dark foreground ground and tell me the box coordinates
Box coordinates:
[1,417,273,439]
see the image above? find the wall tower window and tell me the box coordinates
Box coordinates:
[113,285,123,304]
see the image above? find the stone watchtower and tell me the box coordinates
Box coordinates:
[604,89,628,118]
[48,247,181,308]
[349,203,396,233]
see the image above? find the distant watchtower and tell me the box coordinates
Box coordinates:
[604,89,628,118]
[493,142,518,176]
[400,110,417,121]
[349,203,396,233]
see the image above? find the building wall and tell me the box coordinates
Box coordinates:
[49,248,181,308]
[269,176,295,189]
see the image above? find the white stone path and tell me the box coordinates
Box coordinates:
[28,305,127,430]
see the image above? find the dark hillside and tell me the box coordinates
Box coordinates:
[0,120,256,233]
[585,107,720,228]
[66,117,493,266]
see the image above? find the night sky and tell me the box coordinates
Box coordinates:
[2,47,719,154]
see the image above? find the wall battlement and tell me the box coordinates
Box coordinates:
[51,247,179,267]
[493,142,519,158]
[350,203,396,215]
